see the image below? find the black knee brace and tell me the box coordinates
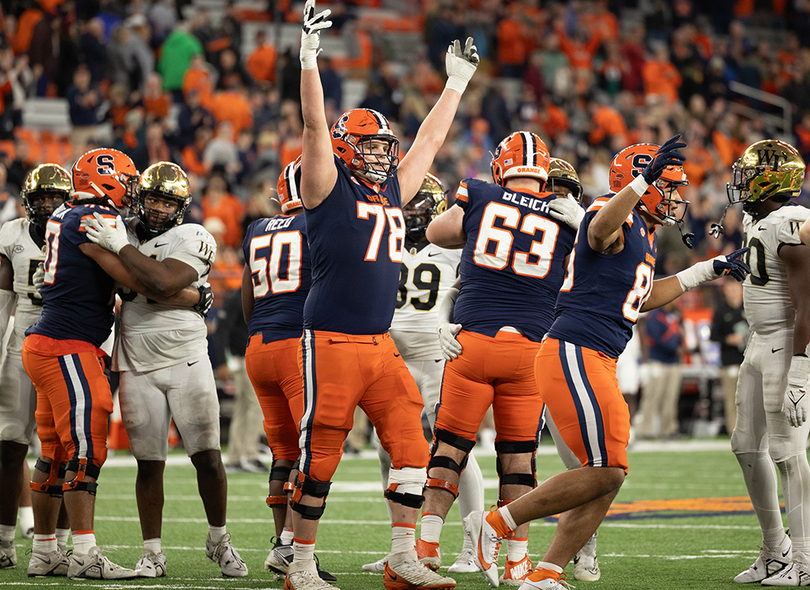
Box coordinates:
[62,458,101,495]
[290,473,332,520]
[267,460,293,506]
[30,458,66,497]
[426,429,476,498]
[495,440,537,505]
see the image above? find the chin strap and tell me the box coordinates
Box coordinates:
[678,224,695,249]
[710,203,733,239]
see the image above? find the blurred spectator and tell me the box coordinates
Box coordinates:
[637,301,685,440]
[67,64,102,145]
[80,18,107,84]
[710,277,747,435]
[642,43,682,104]
[13,6,43,56]
[124,13,155,92]
[203,121,240,177]
[245,30,276,86]
[106,25,136,91]
[149,0,178,45]
[29,9,59,96]
[182,126,213,176]
[203,216,242,301]
[6,139,33,191]
[216,47,253,91]
[157,21,204,100]
[320,57,343,113]
[140,73,172,121]
[176,88,215,149]
[0,51,27,138]
[131,121,171,171]
[105,82,132,137]
[182,53,214,108]
[250,87,278,134]
[0,163,17,225]
[210,86,253,141]
[202,174,244,249]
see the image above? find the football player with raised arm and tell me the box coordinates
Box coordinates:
[83,161,246,579]
[291,1,477,588]
[461,136,750,590]
[362,173,486,576]
[422,136,583,587]
[22,149,208,580]
[241,158,334,584]
[717,141,810,586]
[0,165,70,575]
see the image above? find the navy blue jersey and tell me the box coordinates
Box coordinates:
[303,155,405,335]
[243,213,311,343]
[548,196,657,358]
[27,202,117,347]
[452,178,576,342]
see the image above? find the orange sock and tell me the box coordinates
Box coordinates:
[529,561,563,582]
[486,508,514,538]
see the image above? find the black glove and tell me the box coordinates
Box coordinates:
[641,134,687,185]
[712,247,751,282]
[194,283,214,317]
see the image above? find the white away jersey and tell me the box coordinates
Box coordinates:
[742,203,810,335]
[390,241,460,360]
[113,223,216,372]
[0,218,45,356]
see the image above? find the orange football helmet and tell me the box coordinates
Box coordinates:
[71,148,139,209]
[491,131,550,187]
[330,108,399,184]
[277,156,302,214]
[609,143,689,226]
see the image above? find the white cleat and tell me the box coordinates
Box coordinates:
[762,561,810,586]
[517,574,573,590]
[135,550,167,578]
[448,547,478,574]
[67,546,138,579]
[286,559,337,590]
[0,540,16,569]
[206,533,248,577]
[384,550,456,589]
[27,549,69,577]
[464,510,502,588]
[362,553,389,571]
[735,541,791,583]
[573,531,600,581]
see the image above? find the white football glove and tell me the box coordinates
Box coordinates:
[438,322,463,361]
[784,355,810,427]
[445,37,479,94]
[32,262,45,295]
[85,212,130,254]
[548,195,585,230]
[300,0,332,70]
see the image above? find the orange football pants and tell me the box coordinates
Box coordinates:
[245,335,304,461]
[434,330,545,444]
[22,334,113,467]
[536,338,630,473]
[298,330,429,482]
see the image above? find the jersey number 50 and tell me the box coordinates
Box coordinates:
[249,231,302,297]
[473,202,559,277]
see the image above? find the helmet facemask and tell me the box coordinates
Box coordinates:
[726,140,806,214]
[352,136,400,184]
[403,193,436,241]
[137,190,188,238]
[26,191,69,229]
[639,179,690,227]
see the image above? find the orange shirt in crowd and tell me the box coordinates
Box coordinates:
[142,94,171,119]
[589,105,627,145]
[181,146,208,176]
[13,8,42,55]
[209,91,253,140]
[642,60,682,104]
[682,144,714,187]
[536,103,569,140]
[712,129,742,168]
[497,17,527,66]
[246,43,277,84]
[203,193,245,248]
[183,66,214,108]
[279,138,302,169]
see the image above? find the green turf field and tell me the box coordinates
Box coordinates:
[0,439,780,589]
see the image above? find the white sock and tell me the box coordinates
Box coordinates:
[420,514,444,544]
[500,506,518,530]
[763,526,789,553]
[72,531,96,556]
[0,524,14,542]
[56,528,70,553]
[507,537,528,561]
[208,525,226,543]
[144,538,161,553]
[18,506,34,534]
[457,451,485,524]
[33,534,57,554]
[280,529,294,546]
[293,538,315,565]
[391,523,415,554]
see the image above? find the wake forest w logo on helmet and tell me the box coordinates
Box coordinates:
[330,108,399,184]
[22,163,71,227]
[727,140,805,210]
[136,162,192,238]
[404,173,447,242]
